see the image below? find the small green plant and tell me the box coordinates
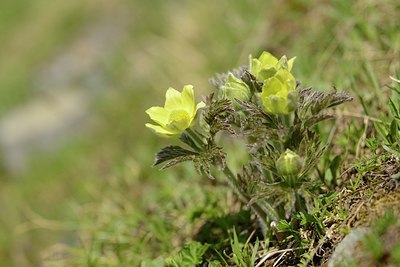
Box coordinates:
[145,51,352,238]
[227,228,259,267]
[382,76,400,158]
[165,241,210,267]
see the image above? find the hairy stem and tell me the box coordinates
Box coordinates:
[222,167,279,235]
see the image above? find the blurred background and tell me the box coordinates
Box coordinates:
[0,0,398,266]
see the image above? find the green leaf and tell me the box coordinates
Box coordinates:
[382,145,400,158]
[373,121,389,143]
[329,155,342,182]
[241,70,263,93]
[179,131,203,151]
[277,219,292,232]
[300,130,328,178]
[235,98,279,129]
[298,87,353,118]
[154,146,198,166]
[303,113,335,128]
[361,61,380,96]
[388,120,399,143]
[165,242,210,267]
[209,65,248,89]
[203,95,235,137]
[389,98,400,118]
[193,146,226,179]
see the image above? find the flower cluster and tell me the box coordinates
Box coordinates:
[145,51,352,235]
[146,52,298,137]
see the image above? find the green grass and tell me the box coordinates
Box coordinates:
[0,0,399,266]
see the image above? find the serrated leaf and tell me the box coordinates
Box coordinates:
[208,65,248,89]
[194,158,215,179]
[154,146,198,166]
[161,155,196,170]
[193,146,226,179]
[235,99,278,127]
[203,97,235,137]
[165,242,209,267]
[298,87,353,118]
[304,113,335,128]
[299,130,328,178]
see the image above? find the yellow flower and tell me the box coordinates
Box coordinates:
[259,68,298,115]
[145,85,205,136]
[249,51,296,81]
[251,51,298,115]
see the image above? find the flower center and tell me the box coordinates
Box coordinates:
[168,109,190,125]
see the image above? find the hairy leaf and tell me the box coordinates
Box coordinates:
[235,99,278,129]
[298,87,353,118]
[241,70,264,93]
[154,146,198,166]
[193,146,226,179]
[300,131,329,178]
[203,95,235,137]
[180,131,203,151]
[209,65,248,89]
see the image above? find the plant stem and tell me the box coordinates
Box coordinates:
[222,167,279,235]
[186,128,281,234]
[294,190,307,214]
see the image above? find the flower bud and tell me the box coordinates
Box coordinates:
[219,73,251,103]
[259,71,298,115]
[276,149,303,176]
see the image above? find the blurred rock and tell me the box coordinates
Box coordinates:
[0,14,128,174]
[328,227,370,267]
[35,15,127,93]
[0,90,89,173]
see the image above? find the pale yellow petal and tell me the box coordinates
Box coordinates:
[269,95,288,114]
[250,58,261,76]
[193,101,206,121]
[164,87,182,111]
[278,56,289,69]
[262,77,284,96]
[287,57,296,71]
[258,51,278,66]
[258,67,277,81]
[287,90,298,112]
[181,85,195,115]
[274,69,296,90]
[165,119,190,133]
[195,101,205,112]
[145,123,176,136]
[248,54,253,71]
[145,106,169,126]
